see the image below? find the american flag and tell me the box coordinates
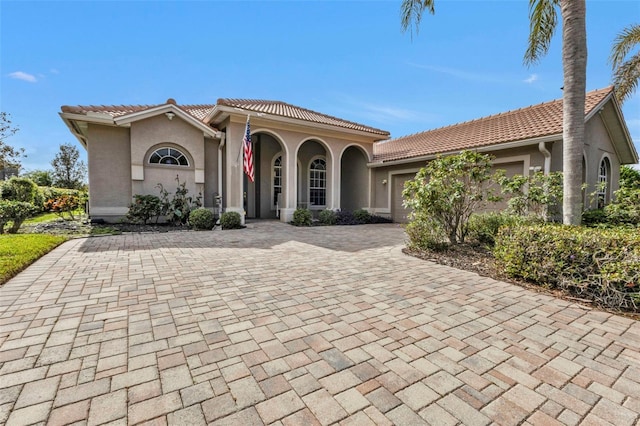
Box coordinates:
[243,116,254,182]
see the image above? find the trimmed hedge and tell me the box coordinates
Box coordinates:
[494,224,640,311]
[291,208,312,227]
[189,208,215,230]
[219,211,242,230]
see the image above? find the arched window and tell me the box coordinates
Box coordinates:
[309,157,326,207]
[597,157,610,208]
[149,147,189,166]
[272,154,282,209]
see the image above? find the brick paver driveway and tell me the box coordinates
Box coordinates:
[1,222,639,425]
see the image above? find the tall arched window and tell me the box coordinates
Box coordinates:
[598,157,611,208]
[149,147,189,166]
[309,157,326,207]
[272,154,282,209]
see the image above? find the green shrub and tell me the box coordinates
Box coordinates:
[291,208,312,226]
[1,177,39,204]
[405,215,448,252]
[318,209,337,225]
[467,212,540,246]
[39,187,87,212]
[126,195,162,224]
[605,187,640,225]
[189,208,215,230]
[44,194,82,220]
[0,201,38,234]
[582,208,608,226]
[494,224,640,311]
[219,211,242,230]
[353,209,371,224]
[403,151,498,244]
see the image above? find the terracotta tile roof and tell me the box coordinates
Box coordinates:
[373,87,613,163]
[216,98,390,136]
[61,103,216,121]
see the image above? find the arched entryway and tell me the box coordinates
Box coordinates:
[244,132,286,219]
[340,145,369,211]
[296,139,332,211]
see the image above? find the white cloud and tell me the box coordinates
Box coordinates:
[407,62,505,84]
[8,71,37,83]
[524,74,539,84]
[329,93,441,126]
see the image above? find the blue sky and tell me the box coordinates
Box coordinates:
[2,0,639,172]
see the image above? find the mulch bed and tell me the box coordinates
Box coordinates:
[403,245,640,321]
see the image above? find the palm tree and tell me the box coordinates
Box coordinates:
[401,0,587,225]
[610,23,640,104]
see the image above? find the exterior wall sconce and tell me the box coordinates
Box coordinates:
[165,112,176,121]
[382,179,388,185]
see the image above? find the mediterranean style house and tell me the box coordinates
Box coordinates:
[60,86,637,223]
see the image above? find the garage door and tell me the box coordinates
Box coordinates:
[391,173,416,223]
[488,161,525,212]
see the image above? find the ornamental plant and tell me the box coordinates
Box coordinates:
[318,209,337,225]
[403,150,499,245]
[189,208,215,230]
[126,194,162,224]
[219,211,242,230]
[44,194,81,220]
[291,208,312,226]
[0,200,38,233]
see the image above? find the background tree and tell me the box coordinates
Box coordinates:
[0,112,24,171]
[51,143,87,189]
[23,169,54,187]
[610,23,640,104]
[401,0,588,225]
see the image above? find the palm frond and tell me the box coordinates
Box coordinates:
[613,51,640,104]
[524,0,560,66]
[400,0,436,36]
[609,23,640,69]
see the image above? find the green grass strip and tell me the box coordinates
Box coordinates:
[0,234,68,285]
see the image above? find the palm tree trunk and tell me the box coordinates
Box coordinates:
[561,0,587,225]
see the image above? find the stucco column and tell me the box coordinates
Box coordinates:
[280,141,298,222]
[225,120,246,224]
[330,153,340,211]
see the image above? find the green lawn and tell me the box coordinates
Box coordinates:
[24,210,84,224]
[0,234,68,284]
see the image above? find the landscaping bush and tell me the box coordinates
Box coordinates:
[126,195,162,224]
[189,208,215,230]
[40,187,86,207]
[335,210,358,225]
[353,209,371,224]
[1,177,40,205]
[318,209,337,225]
[157,176,203,226]
[291,208,312,226]
[44,194,82,220]
[494,224,640,311]
[467,212,540,246]
[219,211,242,230]
[405,215,448,252]
[370,214,393,224]
[0,201,39,233]
[403,151,499,244]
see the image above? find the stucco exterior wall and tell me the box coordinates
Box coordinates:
[584,114,620,207]
[130,114,206,201]
[86,124,131,219]
[203,137,219,208]
[340,146,369,212]
[371,144,546,219]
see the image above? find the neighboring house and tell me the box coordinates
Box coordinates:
[60,86,637,223]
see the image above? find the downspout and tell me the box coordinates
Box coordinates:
[217,131,226,214]
[539,141,551,175]
[539,141,552,220]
